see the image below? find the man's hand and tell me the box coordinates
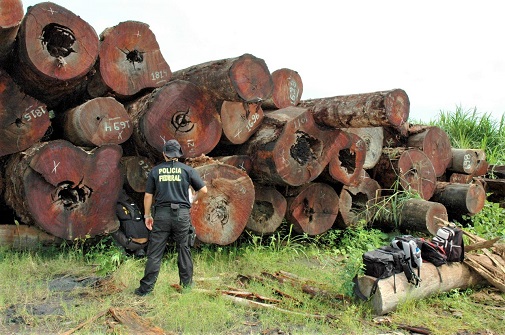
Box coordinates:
[145,217,154,230]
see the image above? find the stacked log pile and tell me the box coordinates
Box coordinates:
[0,1,497,248]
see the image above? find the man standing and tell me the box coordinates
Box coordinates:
[135,139,207,296]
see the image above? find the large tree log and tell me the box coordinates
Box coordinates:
[0,0,23,63]
[371,148,437,200]
[9,2,99,110]
[0,70,51,157]
[190,163,255,245]
[4,140,122,240]
[398,198,448,235]
[285,183,339,236]
[407,126,452,177]
[356,262,486,315]
[240,107,341,186]
[60,97,132,147]
[219,101,263,144]
[119,155,154,193]
[246,185,287,235]
[0,224,62,249]
[126,79,222,161]
[171,53,273,102]
[343,127,384,169]
[87,20,171,99]
[446,148,479,174]
[298,89,409,133]
[430,182,486,220]
[261,68,303,109]
[214,155,252,174]
[325,130,366,186]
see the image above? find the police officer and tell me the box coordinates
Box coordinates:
[135,139,207,296]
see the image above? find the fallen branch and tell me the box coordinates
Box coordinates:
[59,309,109,335]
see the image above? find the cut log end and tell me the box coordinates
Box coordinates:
[384,89,410,129]
[230,53,273,102]
[246,186,287,235]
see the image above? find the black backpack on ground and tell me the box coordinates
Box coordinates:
[116,193,149,241]
[419,238,447,267]
[432,226,465,262]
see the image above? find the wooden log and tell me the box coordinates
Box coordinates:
[261,68,303,109]
[335,171,381,228]
[371,148,437,200]
[0,0,24,63]
[240,106,341,186]
[9,2,99,109]
[87,20,171,99]
[472,149,488,177]
[171,53,273,102]
[246,185,287,235]
[343,127,384,169]
[325,130,366,186]
[399,198,448,235]
[119,155,154,193]
[60,97,132,147]
[298,89,409,132]
[214,155,252,174]
[191,163,255,245]
[488,164,505,179]
[220,101,263,144]
[356,261,486,315]
[285,183,339,236]
[126,79,222,160]
[0,70,51,157]
[0,224,62,249]
[430,182,486,219]
[447,148,479,174]
[407,126,452,177]
[479,178,505,206]
[4,140,122,240]
[448,173,474,184]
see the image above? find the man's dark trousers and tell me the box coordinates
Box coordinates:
[138,206,193,293]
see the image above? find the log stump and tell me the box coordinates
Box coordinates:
[285,183,339,236]
[0,70,51,157]
[61,97,133,147]
[261,68,303,109]
[10,1,99,109]
[407,126,452,177]
[0,0,24,63]
[220,101,264,144]
[246,185,287,235]
[88,20,171,99]
[191,163,255,245]
[4,140,122,240]
[171,53,273,102]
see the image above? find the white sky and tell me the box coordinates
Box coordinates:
[21,0,505,123]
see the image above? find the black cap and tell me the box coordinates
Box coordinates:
[163,139,183,158]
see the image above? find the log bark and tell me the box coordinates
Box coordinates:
[9,2,99,109]
[0,70,51,157]
[343,127,384,169]
[61,97,132,147]
[448,173,475,184]
[407,126,452,177]
[220,101,263,144]
[285,183,339,236]
[356,262,486,315]
[447,148,479,174]
[171,53,273,102]
[430,182,486,219]
[191,163,255,245]
[246,185,287,235]
[87,20,171,99]
[126,79,222,161]
[399,198,448,235]
[479,178,505,206]
[0,224,62,249]
[371,148,437,200]
[261,68,303,109]
[119,155,155,193]
[4,140,122,240]
[335,172,381,228]
[240,106,341,186]
[325,130,366,186]
[0,0,23,63]
[298,89,409,132]
[214,155,252,174]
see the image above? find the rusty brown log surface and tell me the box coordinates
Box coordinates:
[126,79,222,161]
[325,131,366,186]
[88,20,171,99]
[0,70,51,157]
[171,53,273,102]
[246,185,287,235]
[61,97,132,147]
[10,2,99,109]
[0,224,63,249]
[214,155,252,174]
[191,163,254,245]
[119,155,154,193]
[261,68,303,109]
[220,101,263,144]
[431,182,486,218]
[371,148,437,200]
[298,89,409,131]
[343,127,384,169]
[0,0,23,63]
[407,126,452,177]
[4,140,122,240]
[285,183,339,236]
[241,107,341,186]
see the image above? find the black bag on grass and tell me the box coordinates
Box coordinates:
[432,226,464,262]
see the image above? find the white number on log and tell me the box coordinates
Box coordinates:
[463,153,472,170]
[288,77,299,105]
[23,106,47,122]
[293,116,307,129]
[245,112,260,132]
[151,69,169,83]
[104,120,131,132]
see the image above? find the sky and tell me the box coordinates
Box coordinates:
[20,0,505,123]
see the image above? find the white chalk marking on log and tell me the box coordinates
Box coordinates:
[135,31,141,37]
[46,7,58,15]
[52,161,60,174]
